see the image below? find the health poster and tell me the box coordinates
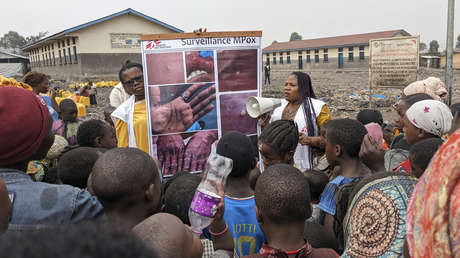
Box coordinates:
[140,31,262,178]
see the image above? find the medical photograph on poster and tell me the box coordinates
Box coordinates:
[141,31,262,178]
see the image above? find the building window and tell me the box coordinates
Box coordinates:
[68,48,72,64]
[287,51,291,64]
[306,55,311,63]
[125,39,132,45]
[338,47,343,52]
[348,47,354,61]
[63,49,67,64]
[298,51,302,55]
[59,50,62,65]
[359,46,365,60]
[51,44,54,50]
[323,49,328,62]
[58,42,60,48]
[280,52,283,64]
[62,40,65,47]
[314,49,319,63]
[73,46,78,63]
[266,57,270,64]
[72,37,76,45]
[67,38,70,46]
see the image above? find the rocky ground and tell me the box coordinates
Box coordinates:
[263,68,460,123]
[58,67,460,125]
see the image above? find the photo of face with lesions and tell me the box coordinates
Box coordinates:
[148,83,217,136]
[185,51,215,83]
[219,92,258,135]
[145,52,185,85]
[217,49,258,92]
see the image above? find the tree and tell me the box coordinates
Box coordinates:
[25,31,48,45]
[428,40,440,55]
[0,31,26,49]
[456,34,460,48]
[289,32,302,42]
[419,42,427,52]
[272,40,278,44]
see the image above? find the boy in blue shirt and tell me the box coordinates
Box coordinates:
[217,131,266,257]
[318,119,369,242]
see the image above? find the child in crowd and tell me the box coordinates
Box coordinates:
[217,131,266,257]
[397,100,452,173]
[52,99,81,146]
[258,120,298,169]
[318,119,369,239]
[244,164,338,257]
[133,213,205,258]
[77,119,116,149]
[90,148,162,233]
[408,138,444,178]
[89,83,97,106]
[57,147,105,188]
[164,173,235,257]
[304,170,329,223]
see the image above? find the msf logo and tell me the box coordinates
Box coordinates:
[145,40,162,50]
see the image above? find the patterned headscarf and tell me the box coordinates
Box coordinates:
[406,129,460,257]
[342,173,418,257]
[404,77,448,101]
[405,99,453,137]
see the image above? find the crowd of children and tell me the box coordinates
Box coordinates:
[0,66,459,258]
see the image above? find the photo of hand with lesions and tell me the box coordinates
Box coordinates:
[148,83,217,135]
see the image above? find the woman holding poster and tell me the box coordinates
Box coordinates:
[270,72,331,171]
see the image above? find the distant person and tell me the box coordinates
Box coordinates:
[403,77,448,101]
[0,87,103,231]
[52,99,81,146]
[264,63,270,85]
[89,82,97,106]
[23,71,59,121]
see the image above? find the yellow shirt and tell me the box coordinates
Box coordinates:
[316,105,331,128]
[115,100,150,154]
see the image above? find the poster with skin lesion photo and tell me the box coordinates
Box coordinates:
[141,31,262,179]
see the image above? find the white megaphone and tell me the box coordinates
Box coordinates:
[246,97,282,118]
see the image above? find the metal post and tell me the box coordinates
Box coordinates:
[445,0,455,106]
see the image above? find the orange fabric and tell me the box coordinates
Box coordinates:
[406,129,460,257]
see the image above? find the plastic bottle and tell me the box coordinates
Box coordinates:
[189,153,233,235]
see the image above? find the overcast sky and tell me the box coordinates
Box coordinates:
[1,0,459,49]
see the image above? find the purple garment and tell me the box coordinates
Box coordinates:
[52,119,81,146]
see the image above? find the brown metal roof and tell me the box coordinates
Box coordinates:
[263,29,410,52]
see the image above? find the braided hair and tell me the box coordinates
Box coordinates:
[259,119,299,157]
[292,72,318,168]
[292,72,318,137]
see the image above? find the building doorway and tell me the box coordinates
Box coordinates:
[338,53,343,68]
[298,56,303,69]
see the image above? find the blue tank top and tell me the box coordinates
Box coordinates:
[224,195,266,257]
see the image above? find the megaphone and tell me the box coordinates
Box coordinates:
[246,97,282,118]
